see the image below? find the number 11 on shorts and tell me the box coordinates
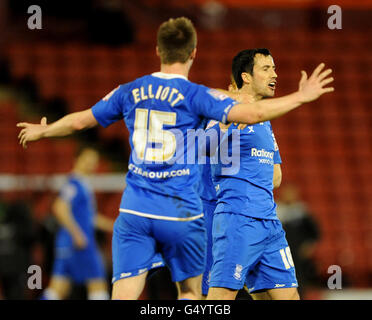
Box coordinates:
[280,246,295,269]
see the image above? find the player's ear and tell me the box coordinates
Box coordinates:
[241,72,251,85]
[156,46,160,57]
[189,48,197,60]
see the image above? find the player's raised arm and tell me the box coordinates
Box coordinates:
[17,109,98,148]
[225,63,334,124]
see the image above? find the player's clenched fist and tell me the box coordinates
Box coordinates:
[17,117,47,148]
[297,63,334,103]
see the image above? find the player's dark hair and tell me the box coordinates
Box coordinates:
[232,48,271,89]
[157,17,197,64]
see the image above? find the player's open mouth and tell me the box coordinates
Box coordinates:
[268,81,276,90]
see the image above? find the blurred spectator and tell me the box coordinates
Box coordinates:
[0,199,37,300]
[276,183,321,295]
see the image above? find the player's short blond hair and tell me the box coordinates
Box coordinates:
[157,17,197,64]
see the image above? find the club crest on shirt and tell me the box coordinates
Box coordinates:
[233,264,243,280]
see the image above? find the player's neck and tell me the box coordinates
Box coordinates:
[160,62,190,79]
[239,86,262,102]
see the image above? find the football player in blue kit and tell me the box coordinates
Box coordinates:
[17,17,334,300]
[206,49,301,300]
[198,76,238,298]
[40,146,114,300]
[198,121,219,298]
[200,74,283,298]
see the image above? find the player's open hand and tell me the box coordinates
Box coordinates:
[297,63,334,103]
[17,117,48,149]
[73,231,88,250]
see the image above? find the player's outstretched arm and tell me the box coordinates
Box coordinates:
[17,109,98,148]
[226,63,334,124]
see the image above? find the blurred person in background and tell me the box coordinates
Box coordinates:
[17,16,334,300]
[40,146,114,300]
[276,183,321,296]
[0,198,37,299]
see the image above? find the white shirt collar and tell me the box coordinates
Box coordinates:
[151,72,188,81]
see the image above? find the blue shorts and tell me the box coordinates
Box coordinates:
[52,243,106,284]
[201,199,216,296]
[210,213,298,293]
[112,211,206,283]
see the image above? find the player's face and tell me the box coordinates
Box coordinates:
[250,54,277,98]
[79,149,99,174]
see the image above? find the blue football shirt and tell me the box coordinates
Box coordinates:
[91,72,237,219]
[210,121,282,220]
[56,174,97,248]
